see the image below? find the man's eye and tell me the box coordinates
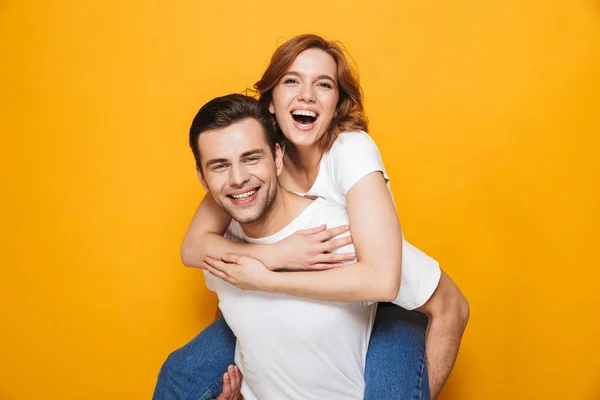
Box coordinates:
[244,157,259,163]
[213,164,226,171]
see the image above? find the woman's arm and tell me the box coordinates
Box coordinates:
[204,171,403,302]
[180,194,271,268]
[272,171,402,301]
[181,194,355,271]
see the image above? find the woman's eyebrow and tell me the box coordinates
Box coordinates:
[283,71,336,83]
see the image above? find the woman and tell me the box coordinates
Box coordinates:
[154,34,468,400]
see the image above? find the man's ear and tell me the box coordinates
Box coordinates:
[268,101,275,114]
[196,165,209,191]
[274,143,283,176]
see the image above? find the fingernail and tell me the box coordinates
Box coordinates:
[228,365,234,372]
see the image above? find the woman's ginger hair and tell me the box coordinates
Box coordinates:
[253,34,368,151]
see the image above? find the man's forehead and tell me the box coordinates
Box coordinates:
[198,119,268,160]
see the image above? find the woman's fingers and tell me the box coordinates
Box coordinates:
[314,225,350,242]
[310,263,345,270]
[313,251,356,264]
[300,224,327,235]
[201,262,229,281]
[321,235,353,252]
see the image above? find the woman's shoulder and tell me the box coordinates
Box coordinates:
[326,130,381,160]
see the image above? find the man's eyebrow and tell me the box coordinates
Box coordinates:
[205,158,228,167]
[240,149,266,158]
[283,71,336,84]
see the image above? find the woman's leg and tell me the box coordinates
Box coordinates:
[153,318,236,400]
[364,303,430,400]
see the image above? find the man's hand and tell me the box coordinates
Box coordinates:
[214,365,242,400]
[202,254,276,291]
[263,224,355,271]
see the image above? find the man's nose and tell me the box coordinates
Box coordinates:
[229,164,250,187]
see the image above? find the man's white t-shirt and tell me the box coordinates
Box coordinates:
[205,198,376,400]
[292,131,442,310]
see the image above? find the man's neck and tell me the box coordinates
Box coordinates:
[240,185,312,239]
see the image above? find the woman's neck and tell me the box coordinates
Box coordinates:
[282,142,323,192]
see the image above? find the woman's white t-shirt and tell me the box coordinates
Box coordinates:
[293,131,441,310]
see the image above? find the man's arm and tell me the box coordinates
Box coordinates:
[416,271,469,399]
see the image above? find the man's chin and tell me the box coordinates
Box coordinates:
[225,208,262,225]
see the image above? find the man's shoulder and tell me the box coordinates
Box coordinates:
[307,198,349,228]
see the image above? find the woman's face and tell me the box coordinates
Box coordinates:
[269,48,340,148]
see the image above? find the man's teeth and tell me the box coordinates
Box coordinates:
[292,110,317,118]
[231,190,256,200]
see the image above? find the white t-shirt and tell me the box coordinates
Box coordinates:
[205,198,376,400]
[293,131,441,310]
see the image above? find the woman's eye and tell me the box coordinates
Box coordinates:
[284,78,298,84]
[318,82,333,89]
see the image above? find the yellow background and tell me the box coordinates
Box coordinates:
[2,0,599,399]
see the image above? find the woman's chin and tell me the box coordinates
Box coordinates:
[283,128,325,148]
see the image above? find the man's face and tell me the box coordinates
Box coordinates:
[197,118,283,224]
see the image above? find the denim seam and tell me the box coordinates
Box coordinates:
[198,380,221,400]
[417,354,425,400]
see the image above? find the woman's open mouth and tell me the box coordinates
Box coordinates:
[291,109,319,130]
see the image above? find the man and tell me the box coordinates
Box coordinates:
[190,93,374,400]
[154,94,469,400]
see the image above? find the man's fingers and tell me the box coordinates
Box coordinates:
[315,225,350,242]
[300,224,327,235]
[221,372,231,396]
[228,365,238,393]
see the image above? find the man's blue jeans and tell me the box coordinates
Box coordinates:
[153,303,429,400]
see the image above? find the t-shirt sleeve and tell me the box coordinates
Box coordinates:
[329,131,390,195]
[204,220,247,292]
[391,239,441,310]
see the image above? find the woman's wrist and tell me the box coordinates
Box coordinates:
[251,243,279,271]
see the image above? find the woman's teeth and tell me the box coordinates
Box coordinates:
[292,110,317,118]
[230,190,256,199]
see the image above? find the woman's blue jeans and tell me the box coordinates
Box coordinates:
[153,303,429,400]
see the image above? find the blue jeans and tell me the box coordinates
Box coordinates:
[153,303,429,400]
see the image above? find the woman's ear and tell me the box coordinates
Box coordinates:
[269,101,275,114]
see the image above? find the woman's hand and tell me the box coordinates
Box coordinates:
[265,224,355,271]
[214,365,242,400]
[203,254,277,291]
